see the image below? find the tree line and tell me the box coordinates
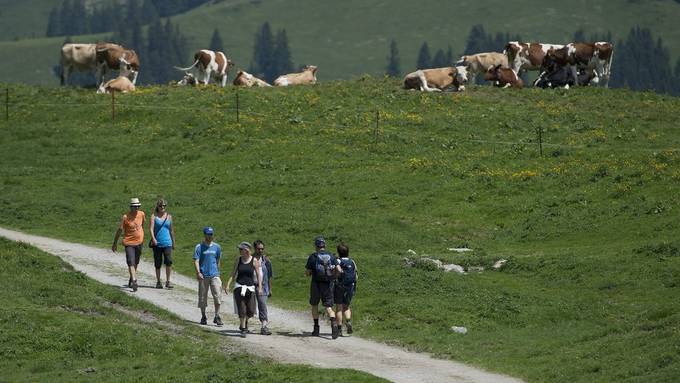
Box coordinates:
[385,24,680,96]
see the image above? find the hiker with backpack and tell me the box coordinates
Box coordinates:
[253,240,273,335]
[334,243,358,337]
[305,236,342,339]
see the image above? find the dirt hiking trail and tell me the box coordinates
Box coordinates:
[0,227,524,383]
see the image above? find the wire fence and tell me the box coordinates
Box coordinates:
[3,86,679,155]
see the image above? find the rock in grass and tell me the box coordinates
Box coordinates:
[447,248,473,252]
[451,326,468,334]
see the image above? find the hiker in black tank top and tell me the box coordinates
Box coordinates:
[225,241,262,337]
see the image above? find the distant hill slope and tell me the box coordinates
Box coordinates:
[1,0,680,84]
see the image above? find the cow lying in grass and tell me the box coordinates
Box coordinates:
[403,66,468,92]
[96,76,136,94]
[484,65,524,88]
[233,70,271,87]
[274,65,318,86]
[456,52,508,84]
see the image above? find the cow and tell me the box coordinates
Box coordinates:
[534,66,595,89]
[177,72,198,86]
[60,43,98,86]
[504,41,565,75]
[456,52,508,84]
[544,42,614,87]
[233,70,272,87]
[273,65,318,86]
[484,65,524,88]
[96,76,136,94]
[95,43,140,86]
[403,66,468,92]
[175,49,234,87]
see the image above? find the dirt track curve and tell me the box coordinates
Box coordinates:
[0,227,524,383]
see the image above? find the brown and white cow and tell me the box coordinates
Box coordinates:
[456,52,508,84]
[96,76,136,94]
[484,65,524,89]
[177,72,198,86]
[61,43,98,86]
[233,70,272,87]
[545,42,614,87]
[95,43,140,86]
[175,49,234,87]
[504,41,565,75]
[273,65,318,86]
[403,66,468,92]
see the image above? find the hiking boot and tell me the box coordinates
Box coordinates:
[131,280,138,292]
[200,315,207,325]
[239,327,247,337]
[331,319,339,339]
[338,327,343,337]
[260,326,272,335]
[155,281,163,289]
[346,321,353,334]
[213,316,223,326]
[165,281,174,289]
[128,278,132,288]
[312,324,320,336]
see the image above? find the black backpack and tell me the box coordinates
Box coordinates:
[339,257,356,285]
[314,252,336,281]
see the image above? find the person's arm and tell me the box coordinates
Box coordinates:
[304,255,313,277]
[266,258,273,297]
[111,216,124,252]
[353,260,358,282]
[149,214,157,246]
[193,245,203,280]
[255,258,263,295]
[169,215,176,250]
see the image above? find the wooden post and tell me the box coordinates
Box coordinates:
[5,88,8,122]
[236,91,240,123]
[537,127,543,157]
[111,91,115,121]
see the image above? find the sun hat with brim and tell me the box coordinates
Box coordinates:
[238,241,252,250]
[129,198,141,207]
[203,226,214,235]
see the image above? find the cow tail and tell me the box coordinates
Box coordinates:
[174,59,200,72]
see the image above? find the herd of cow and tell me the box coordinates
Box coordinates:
[60,40,613,94]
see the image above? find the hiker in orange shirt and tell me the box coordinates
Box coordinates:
[112,197,146,292]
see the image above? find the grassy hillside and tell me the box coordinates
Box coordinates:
[2,0,680,84]
[2,80,680,382]
[0,238,385,382]
[0,0,57,41]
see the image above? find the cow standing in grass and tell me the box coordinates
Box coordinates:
[504,41,565,76]
[545,42,614,87]
[175,49,234,87]
[403,66,468,92]
[456,52,508,85]
[95,43,140,86]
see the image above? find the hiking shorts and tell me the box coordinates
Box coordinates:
[124,245,142,267]
[334,283,355,306]
[234,288,257,319]
[198,276,222,309]
[153,246,173,268]
[309,280,334,307]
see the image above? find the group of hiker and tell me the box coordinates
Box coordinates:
[111,197,358,339]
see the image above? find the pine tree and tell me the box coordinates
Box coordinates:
[272,29,294,80]
[46,8,61,37]
[141,0,159,21]
[59,0,74,36]
[385,39,401,77]
[209,28,224,52]
[71,0,88,35]
[431,49,447,68]
[446,45,454,66]
[250,22,274,80]
[416,42,431,69]
[464,24,488,54]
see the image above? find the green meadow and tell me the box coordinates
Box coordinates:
[0,238,386,382]
[2,80,680,382]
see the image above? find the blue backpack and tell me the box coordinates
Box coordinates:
[314,252,337,281]
[339,257,356,285]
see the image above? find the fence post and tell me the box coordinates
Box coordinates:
[236,91,240,123]
[111,91,115,121]
[5,88,8,122]
[537,127,543,157]
[373,110,379,143]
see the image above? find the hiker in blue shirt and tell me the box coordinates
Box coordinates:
[305,236,342,339]
[193,226,223,327]
[334,243,358,336]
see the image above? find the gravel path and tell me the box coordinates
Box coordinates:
[0,227,524,383]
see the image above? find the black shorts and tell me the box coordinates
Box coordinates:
[334,283,355,306]
[234,289,257,319]
[124,245,142,267]
[153,246,173,268]
[309,280,334,307]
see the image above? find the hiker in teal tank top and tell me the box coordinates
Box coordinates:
[150,198,176,289]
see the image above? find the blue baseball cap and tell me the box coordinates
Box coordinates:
[203,226,214,235]
[314,236,326,247]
